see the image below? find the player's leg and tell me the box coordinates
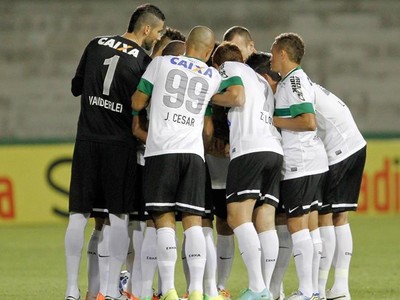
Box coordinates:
[141,219,159,299]
[253,203,278,292]
[65,212,90,299]
[202,218,220,299]
[86,217,105,300]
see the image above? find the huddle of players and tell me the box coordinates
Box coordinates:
[65,3,366,300]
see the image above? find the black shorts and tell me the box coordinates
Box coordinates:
[144,153,206,216]
[69,140,136,214]
[281,172,325,217]
[226,152,283,207]
[129,164,148,221]
[213,189,228,219]
[204,163,214,220]
[320,146,367,214]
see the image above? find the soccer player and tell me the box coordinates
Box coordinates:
[151,27,186,58]
[245,51,285,296]
[132,26,242,300]
[270,32,329,300]
[212,42,284,300]
[133,37,187,300]
[65,4,165,300]
[313,84,367,300]
[223,26,256,61]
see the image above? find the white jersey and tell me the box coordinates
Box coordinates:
[274,67,328,180]
[220,61,283,160]
[314,84,366,165]
[137,55,221,160]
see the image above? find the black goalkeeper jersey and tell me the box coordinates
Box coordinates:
[71,35,151,147]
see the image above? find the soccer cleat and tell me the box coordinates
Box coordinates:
[310,293,320,300]
[65,297,80,300]
[159,289,179,300]
[122,291,139,300]
[188,290,203,300]
[97,293,106,300]
[325,290,351,300]
[218,289,232,300]
[105,293,130,300]
[203,294,226,300]
[181,291,189,300]
[238,288,270,300]
[284,290,313,300]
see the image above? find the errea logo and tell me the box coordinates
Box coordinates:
[98,37,139,57]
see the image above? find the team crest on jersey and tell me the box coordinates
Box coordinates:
[218,63,228,78]
[290,76,305,101]
[98,37,139,57]
[170,57,213,78]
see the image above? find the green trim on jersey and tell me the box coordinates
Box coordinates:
[274,108,291,117]
[205,105,213,116]
[218,76,243,92]
[290,102,315,117]
[137,78,153,96]
[275,102,314,117]
[281,66,302,82]
[132,110,139,116]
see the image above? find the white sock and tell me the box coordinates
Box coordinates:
[107,214,129,297]
[216,234,234,290]
[185,226,207,293]
[258,229,279,289]
[233,222,265,293]
[331,224,352,294]
[125,222,134,292]
[65,213,88,298]
[131,221,146,296]
[141,227,158,297]
[157,227,177,294]
[310,228,322,295]
[203,227,219,297]
[270,225,292,299]
[319,225,336,297]
[87,229,101,297]
[181,235,190,292]
[98,224,110,296]
[292,229,313,298]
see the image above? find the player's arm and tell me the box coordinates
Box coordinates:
[273,113,316,131]
[131,90,150,112]
[132,114,147,144]
[71,46,88,97]
[203,106,214,151]
[212,85,245,107]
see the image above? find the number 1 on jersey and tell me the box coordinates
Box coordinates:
[103,55,120,96]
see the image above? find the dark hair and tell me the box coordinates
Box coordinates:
[127,4,165,33]
[163,27,186,42]
[206,41,220,67]
[274,32,305,64]
[223,26,253,43]
[212,41,243,67]
[246,52,281,82]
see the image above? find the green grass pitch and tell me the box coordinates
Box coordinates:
[1,214,399,299]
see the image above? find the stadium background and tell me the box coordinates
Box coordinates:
[0,0,399,224]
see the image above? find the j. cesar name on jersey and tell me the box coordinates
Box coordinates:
[88,37,142,113]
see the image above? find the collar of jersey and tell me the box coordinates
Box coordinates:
[281,66,302,82]
[183,55,204,62]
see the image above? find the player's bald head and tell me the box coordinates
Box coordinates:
[186,26,215,53]
[162,40,186,56]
